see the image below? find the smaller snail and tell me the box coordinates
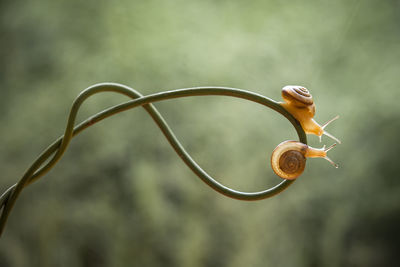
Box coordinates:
[271,140,338,180]
[280,85,341,144]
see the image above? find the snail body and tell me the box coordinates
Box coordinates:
[280,85,340,144]
[271,140,338,180]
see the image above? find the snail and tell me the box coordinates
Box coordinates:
[280,85,341,144]
[271,140,338,180]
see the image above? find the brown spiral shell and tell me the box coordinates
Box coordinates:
[278,150,305,176]
[281,85,314,108]
[270,140,307,180]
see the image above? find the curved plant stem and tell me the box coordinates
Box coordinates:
[0,83,307,237]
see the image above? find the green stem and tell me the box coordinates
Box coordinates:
[0,83,307,237]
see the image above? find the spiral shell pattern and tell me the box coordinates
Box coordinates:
[281,85,313,107]
[271,140,307,180]
[278,150,305,177]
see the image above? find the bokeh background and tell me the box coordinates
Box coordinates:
[1,0,399,266]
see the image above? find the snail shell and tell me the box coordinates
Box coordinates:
[281,85,315,117]
[271,140,307,180]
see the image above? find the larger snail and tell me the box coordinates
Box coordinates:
[280,85,340,143]
[271,86,340,180]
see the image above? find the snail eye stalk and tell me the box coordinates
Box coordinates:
[322,143,339,168]
[321,115,341,144]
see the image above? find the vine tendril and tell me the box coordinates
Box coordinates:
[0,83,307,237]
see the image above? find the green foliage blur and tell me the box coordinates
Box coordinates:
[1,0,400,266]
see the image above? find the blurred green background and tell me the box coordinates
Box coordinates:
[1,0,400,266]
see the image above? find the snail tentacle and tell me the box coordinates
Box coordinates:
[322,143,339,168]
[322,130,341,144]
[321,115,341,144]
[322,115,340,129]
